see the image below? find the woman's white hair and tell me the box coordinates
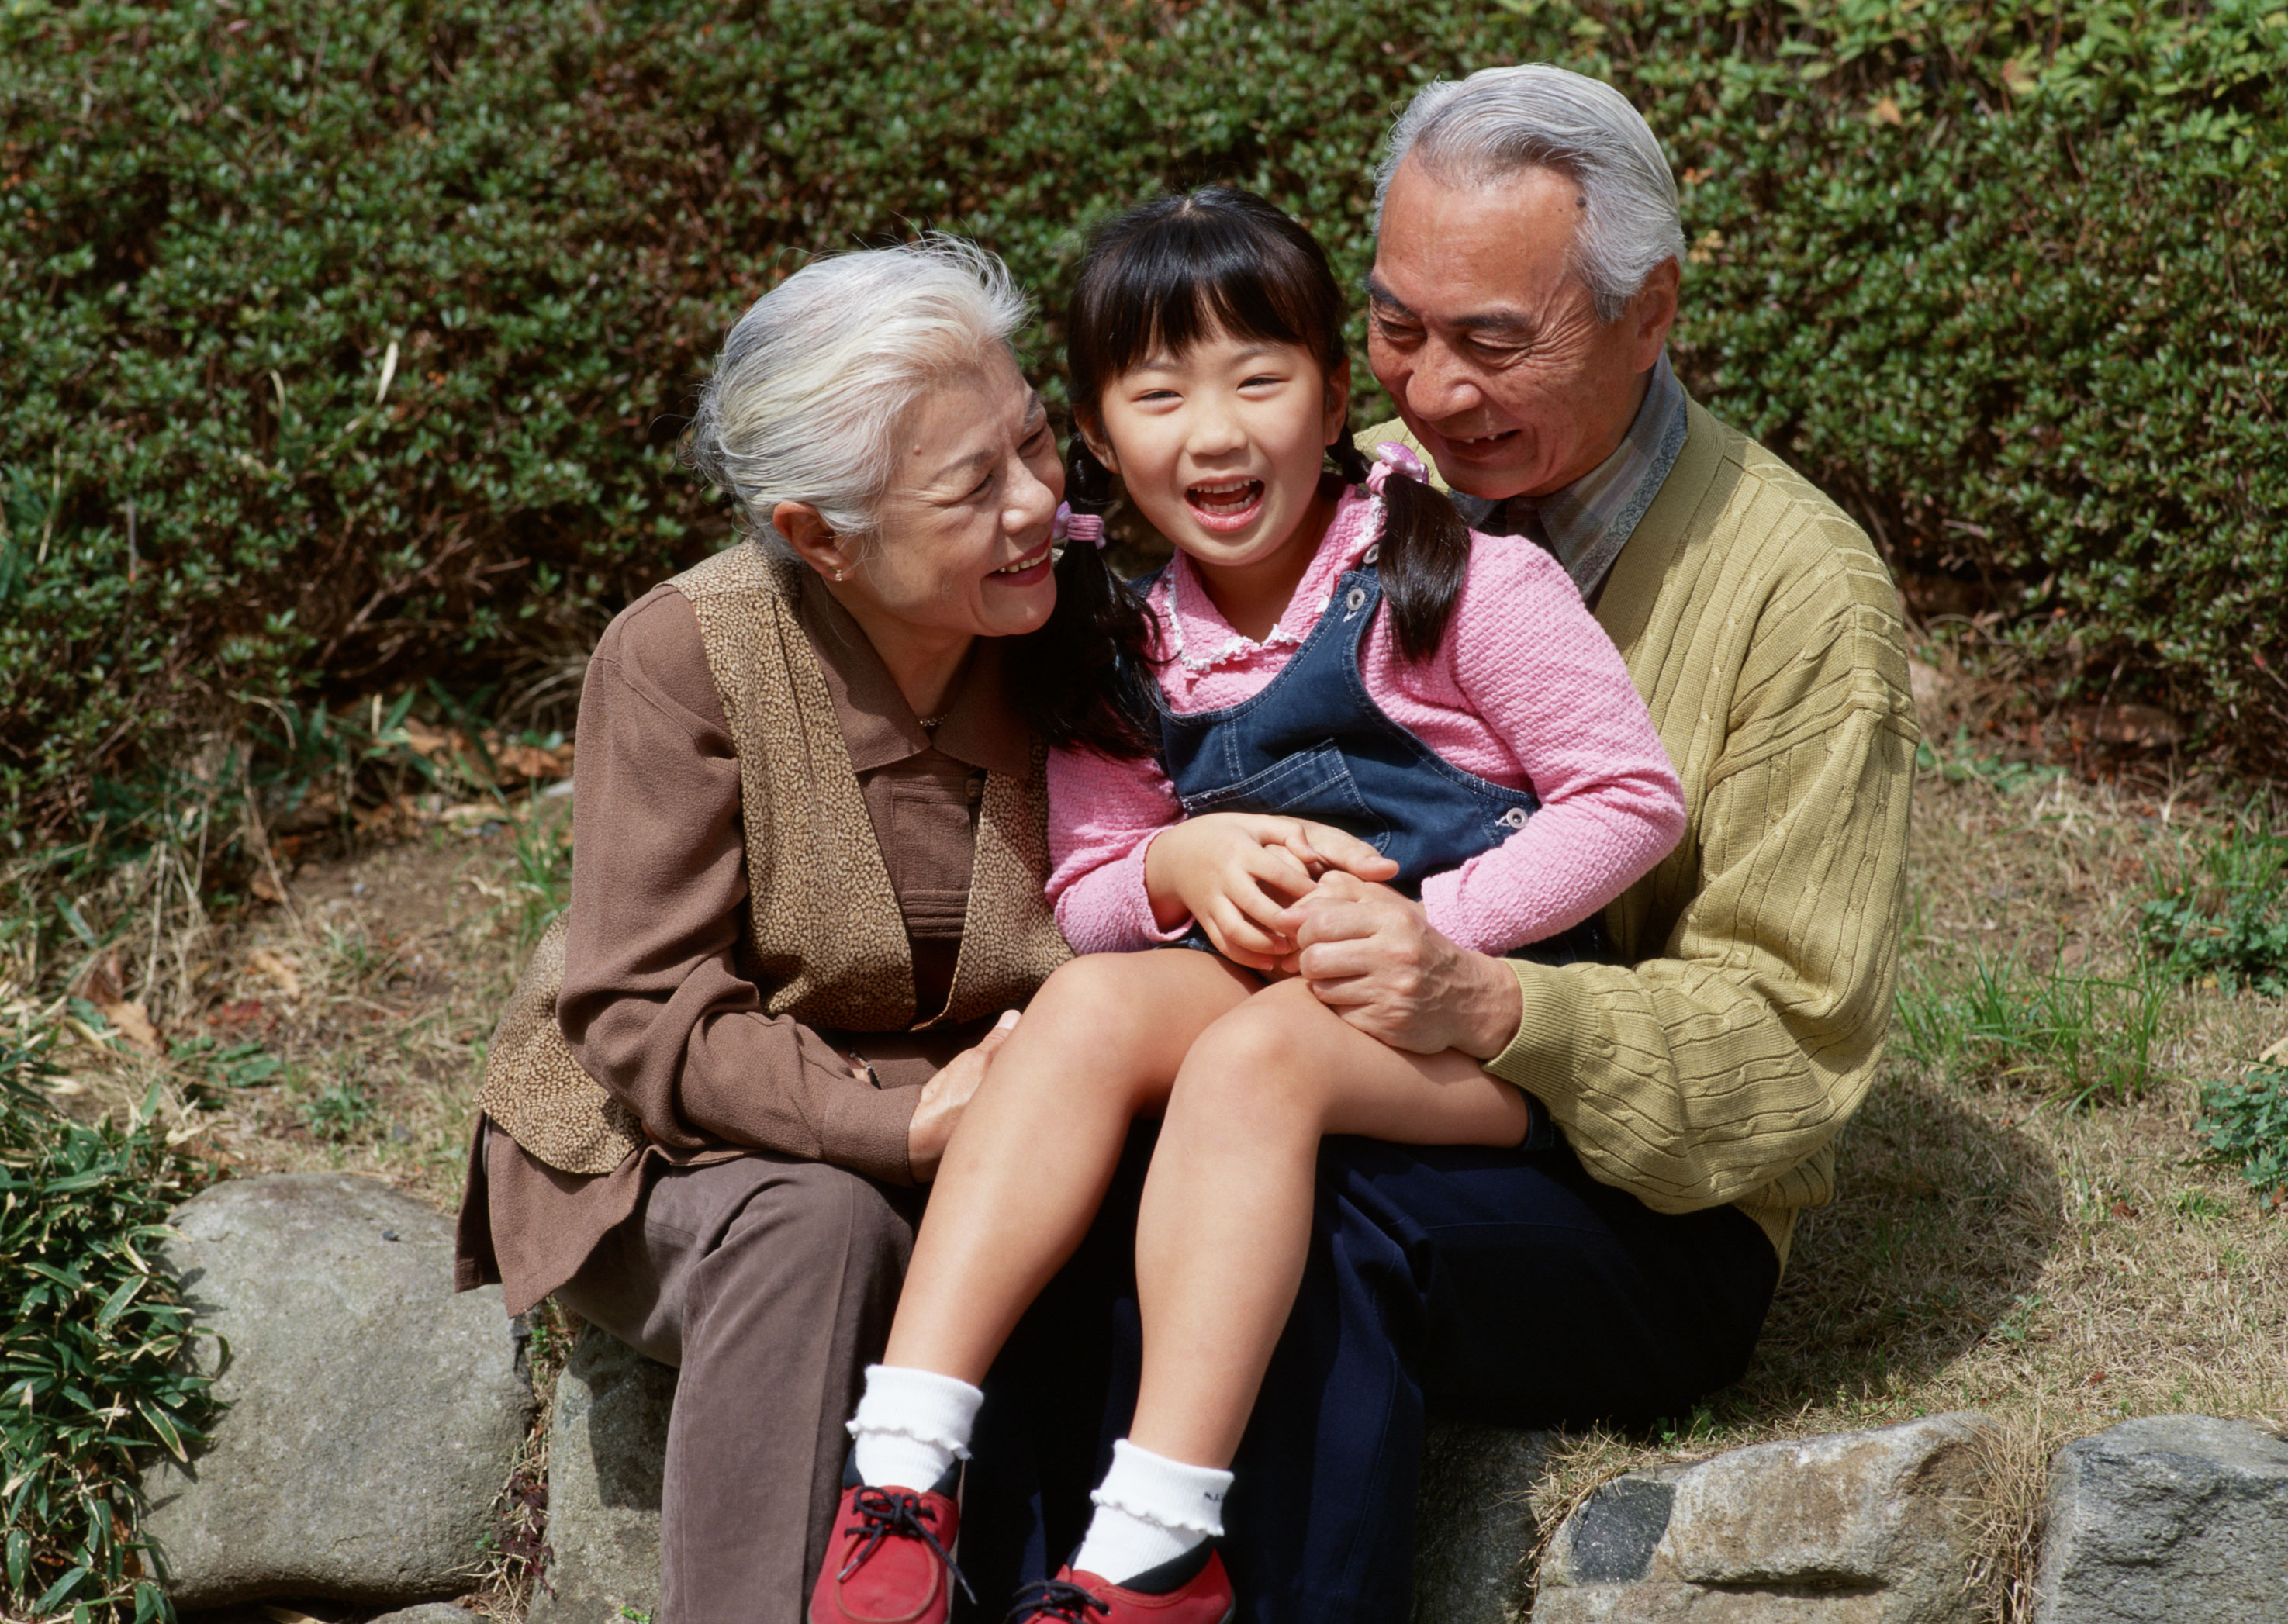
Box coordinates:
[686,235,1031,548]
[1374,64,1685,323]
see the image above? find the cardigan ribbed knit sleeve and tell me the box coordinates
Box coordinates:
[1375,402,1919,1268]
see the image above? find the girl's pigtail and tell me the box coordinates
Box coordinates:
[1337,438,1472,665]
[1004,439,1163,758]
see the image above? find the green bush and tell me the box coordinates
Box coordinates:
[1,1028,219,1620]
[3,0,2284,842]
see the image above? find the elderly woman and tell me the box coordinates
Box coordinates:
[452,239,1075,1623]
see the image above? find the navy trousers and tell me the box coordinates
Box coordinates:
[956,1125,1779,1624]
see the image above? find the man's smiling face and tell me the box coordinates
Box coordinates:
[1366,157,1676,503]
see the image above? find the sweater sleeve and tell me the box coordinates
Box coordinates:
[555,588,920,1184]
[1045,742,1192,954]
[1482,536,1916,1229]
[1411,539,1686,954]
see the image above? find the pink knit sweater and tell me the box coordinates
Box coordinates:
[1047,484,1687,956]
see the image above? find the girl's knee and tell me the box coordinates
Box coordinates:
[1172,993,1331,1126]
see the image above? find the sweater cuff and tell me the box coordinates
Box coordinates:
[1481,958,1592,1106]
[819,1076,925,1187]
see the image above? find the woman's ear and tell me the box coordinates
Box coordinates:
[1322,358,1353,447]
[771,502,852,580]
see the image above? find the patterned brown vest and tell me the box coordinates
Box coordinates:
[477,543,1073,1176]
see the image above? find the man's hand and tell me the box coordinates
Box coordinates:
[1283,871,1524,1058]
[904,1008,1021,1182]
[1144,814,1398,972]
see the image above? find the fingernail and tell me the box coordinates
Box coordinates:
[997,1008,1021,1028]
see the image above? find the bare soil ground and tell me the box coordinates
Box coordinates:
[32,760,2288,1623]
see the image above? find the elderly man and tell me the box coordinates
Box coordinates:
[963,64,1916,1624]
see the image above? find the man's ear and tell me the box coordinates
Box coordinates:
[771,502,850,579]
[1630,259,1681,371]
[1075,411,1119,475]
[1322,357,1353,447]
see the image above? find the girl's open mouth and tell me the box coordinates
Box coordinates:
[1186,478,1265,533]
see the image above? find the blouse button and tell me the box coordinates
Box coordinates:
[966,776,985,803]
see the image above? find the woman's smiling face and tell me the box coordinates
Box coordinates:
[851,357,1065,641]
[1087,325,1349,583]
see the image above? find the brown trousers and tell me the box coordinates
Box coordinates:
[557,1151,922,1624]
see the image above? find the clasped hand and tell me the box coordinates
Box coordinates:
[1143,813,1523,1059]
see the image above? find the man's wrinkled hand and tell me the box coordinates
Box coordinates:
[1282,871,1522,1058]
[904,1008,1020,1181]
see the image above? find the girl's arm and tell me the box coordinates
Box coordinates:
[1045,745,1193,955]
[1396,540,1686,956]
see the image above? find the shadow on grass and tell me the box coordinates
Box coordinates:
[1735,1069,2062,1412]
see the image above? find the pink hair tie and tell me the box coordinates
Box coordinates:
[1365,442,1429,496]
[1054,502,1107,550]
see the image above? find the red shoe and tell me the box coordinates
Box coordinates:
[1007,1546,1234,1622]
[808,1470,969,1624]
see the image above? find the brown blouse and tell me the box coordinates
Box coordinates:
[454,569,1032,1312]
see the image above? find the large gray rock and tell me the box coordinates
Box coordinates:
[141,1174,533,1607]
[530,1327,677,1624]
[2032,1415,2288,1622]
[1409,1421,1554,1623]
[1536,1413,1995,1622]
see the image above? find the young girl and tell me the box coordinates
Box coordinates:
[810,190,1685,1624]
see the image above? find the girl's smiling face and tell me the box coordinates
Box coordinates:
[1087,326,1350,596]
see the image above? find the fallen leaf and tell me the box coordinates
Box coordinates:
[98,997,161,1054]
[2084,1369,2107,1386]
[1872,95,1904,126]
[247,947,303,1000]
[250,870,286,904]
[74,951,126,1007]
[2110,1199,2140,1220]
[2259,1033,2288,1063]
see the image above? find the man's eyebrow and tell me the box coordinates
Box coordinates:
[1363,275,1536,337]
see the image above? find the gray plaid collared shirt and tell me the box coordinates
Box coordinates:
[1450,353,1688,604]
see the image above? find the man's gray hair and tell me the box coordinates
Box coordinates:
[1375,64,1685,323]
[686,235,1031,547]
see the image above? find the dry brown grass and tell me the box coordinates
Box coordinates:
[18,749,2286,1622]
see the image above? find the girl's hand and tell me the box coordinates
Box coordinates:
[1144,814,1398,970]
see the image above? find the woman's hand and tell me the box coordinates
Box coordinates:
[1143,814,1398,971]
[905,1009,1021,1182]
[1282,871,1524,1057]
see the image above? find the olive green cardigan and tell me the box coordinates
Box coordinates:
[1367,398,1920,1266]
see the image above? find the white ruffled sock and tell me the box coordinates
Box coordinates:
[1070,1439,1232,1586]
[846,1364,983,1492]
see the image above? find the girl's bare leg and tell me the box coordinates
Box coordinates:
[1127,976,1531,1467]
[881,949,1256,1384]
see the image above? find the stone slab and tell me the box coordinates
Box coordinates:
[529,1326,677,1624]
[141,1174,533,1608]
[2032,1415,2288,1622]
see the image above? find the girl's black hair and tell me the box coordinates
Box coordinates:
[1010,186,1471,755]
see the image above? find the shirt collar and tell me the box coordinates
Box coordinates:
[1450,351,1688,599]
[795,566,1033,778]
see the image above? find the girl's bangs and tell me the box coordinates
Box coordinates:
[1076,198,1338,391]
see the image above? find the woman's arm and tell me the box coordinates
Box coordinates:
[1386,538,1685,955]
[555,587,922,1183]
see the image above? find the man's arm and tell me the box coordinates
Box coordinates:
[1295,561,1917,1218]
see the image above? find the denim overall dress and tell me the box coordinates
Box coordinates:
[1146,555,1607,970]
